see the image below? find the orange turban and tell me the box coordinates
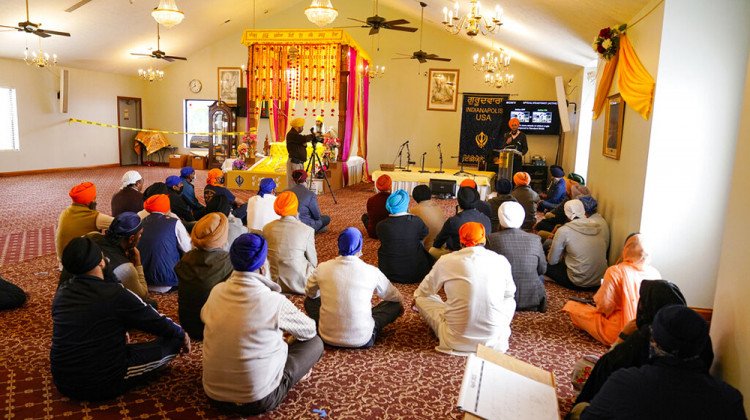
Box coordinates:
[207,168,224,186]
[144,194,170,213]
[513,172,531,186]
[274,191,299,216]
[460,178,477,189]
[376,174,392,192]
[459,222,486,247]
[69,182,97,205]
[509,118,520,127]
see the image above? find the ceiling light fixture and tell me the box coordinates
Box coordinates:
[152,0,184,28]
[442,0,503,37]
[484,72,513,88]
[138,67,164,82]
[473,47,510,74]
[24,40,56,68]
[367,64,385,80]
[304,0,338,27]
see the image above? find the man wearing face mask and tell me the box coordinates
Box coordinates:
[503,118,528,175]
[166,175,195,223]
[55,181,114,263]
[180,166,206,219]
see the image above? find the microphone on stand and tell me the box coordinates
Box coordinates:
[419,151,430,173]
[435,143,444,173]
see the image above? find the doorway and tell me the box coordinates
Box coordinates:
[117,97,142,166]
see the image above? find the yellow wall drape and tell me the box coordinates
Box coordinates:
[592,53,619,120]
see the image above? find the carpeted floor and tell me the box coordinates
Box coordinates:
[0,166,607,419]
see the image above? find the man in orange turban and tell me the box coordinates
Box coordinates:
[204,168,248,225]
[286,117,315,189]
[273,190,299,217]
[503,117,528,175]
[510,172,540,230]
[361,174,392,239]
[414,220,516,355]
[55,181,114,262]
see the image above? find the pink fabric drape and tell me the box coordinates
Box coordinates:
[362,61,370,181]
[342,48,358,184]
[271,100,289,142]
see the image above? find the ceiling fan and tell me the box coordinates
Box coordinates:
[0,0,71,38]
[344,0,418,35]
[393,2,450,64]
[130,23,186,62]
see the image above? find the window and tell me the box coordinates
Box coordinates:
[184,99,213,148]
[0,87,19,151]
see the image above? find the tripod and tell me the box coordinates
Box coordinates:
[451,155,471,176]
[305,140,338,204]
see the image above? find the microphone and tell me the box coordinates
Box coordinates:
[422,152,427,156]
[437,143,441,147]
[309,127,315,134]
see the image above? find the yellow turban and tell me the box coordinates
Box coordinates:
[316,116,324,123]
[290,118,305,128]
[191,213,229,250]
[274,191,299,216]
[459,222,486,247]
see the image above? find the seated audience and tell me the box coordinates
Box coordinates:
[580,196,610,248]
[459,178,493,220]
[180,166,206,219]
[0,275,26,310]
[204,168,247,224]
[538,165,567,212]
[304,228,403,348]
[569,305,746,420]
[361,174,392,239]
[246,178,280,234]
[563,233,660,345]
[137,195,191,293]
[510,172,539,230]
[409,185,447,249]
[535,184,590,235]
[487,178,518,232]
[51,237,189,401]
[174,212,233,340]
[138,182,180,220]
[546,200,608,290]
[205,195,249,253]
[111,171,144,217]
[376,190,435,284]
[286,170,330,233]
[202,233,323,417]
[487,202,547,312]
[415,222,516,355]
[431,186,492,258]
[56,181,113,262]
[166,175,195,222]
[263,191,317,294]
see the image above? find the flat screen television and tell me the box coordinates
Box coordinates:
[504,101,560,135]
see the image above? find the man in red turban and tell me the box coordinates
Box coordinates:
[55,182,114,262]
[361,174,392,239]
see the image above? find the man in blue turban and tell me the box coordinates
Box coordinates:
[201,233,323,416]
[247,177,281,233]
[179,166,206,219]
[304,227,403,348]
[166,175,195,223]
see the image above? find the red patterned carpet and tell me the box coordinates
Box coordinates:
[0,166,607,419]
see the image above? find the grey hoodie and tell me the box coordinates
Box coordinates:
[547,218,608,288]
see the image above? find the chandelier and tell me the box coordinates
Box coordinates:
[138,67,164,82]
[485,72,513,88]
[367,64,385,80]
[152,0,184,28]
[472,47,510,73]
[304,0,338,27]
[24,45,57,68]
[442,1,503,37]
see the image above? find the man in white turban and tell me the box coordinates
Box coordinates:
[111,170,144,217]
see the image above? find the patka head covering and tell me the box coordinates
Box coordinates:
[69,182,97,205]
[568,172,585,186]
[457,186,480,210]
[316,116,325,123]
[292,169,308,184]
[166,175,182,188]
[206,194,232,217]
[652,305,709,358]
[459,222,486,247]
[460,178,477,189]
[121,170,142,189]
[498,201,525,229]
[376,174,392,192]
[412,185,432,203]
[386,190,410,214]
[338,227,363,256]
[191,212,229,250]
[570,184,591,199]
[180,166,195,178]
[290,118,306,128]
[230,233,268,272]
[258,178,276,197]
[144,194,170,213]
[107,212,142,238]
[579,196,598,215]
[61,236,102,275]
[550,165,565,178]
[207,169,224,187]
[509,118,520,127]
[274,191,299,216]
[564,199,586,220]
[513,172,531,186]
[495,178,512,195]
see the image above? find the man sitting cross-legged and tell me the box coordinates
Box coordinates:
[111,170,144,217]
[415,222,516,355]
[361,174,392,239]
[246,178,281,234]
[56,181,113,263]
[202,233,323,417]
[430,186,492,259]
[286,169,331,233]
[304,227,403,348]
[51,237,190,401]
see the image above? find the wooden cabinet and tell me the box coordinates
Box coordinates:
[207,101,236,169]
[522,165,548,193]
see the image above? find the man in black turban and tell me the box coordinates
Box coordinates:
[430,186,492,257]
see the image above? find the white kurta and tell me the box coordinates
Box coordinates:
[246,194,280,233]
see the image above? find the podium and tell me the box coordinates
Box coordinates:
[494,148,523,181]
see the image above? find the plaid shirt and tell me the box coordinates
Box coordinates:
[486,228,547,310]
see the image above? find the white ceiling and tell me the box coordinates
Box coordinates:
[0,0,649,77]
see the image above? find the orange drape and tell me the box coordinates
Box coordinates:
[592,53,619,120]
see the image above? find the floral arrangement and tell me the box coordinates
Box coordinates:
[232,159,247,171]
[592,24,627,61]
[322,137,340,162]
[241,132,258,155]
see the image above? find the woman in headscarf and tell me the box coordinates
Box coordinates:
[562,233,661,345]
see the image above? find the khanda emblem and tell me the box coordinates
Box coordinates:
[235,175,244,187]
[475,131,489,148]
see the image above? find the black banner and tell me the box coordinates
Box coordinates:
[459,93,508,165]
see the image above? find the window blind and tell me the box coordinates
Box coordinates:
[0,87,19,151]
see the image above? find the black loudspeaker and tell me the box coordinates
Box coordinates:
[236,87,247,117]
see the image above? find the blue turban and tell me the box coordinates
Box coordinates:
[107,212,142,238]
[550,165,565,178]
[385,190,409,214]
[338,227,363,256]
[579,196,598,215]
[180,167,195,178]
[230,233,268,272]
[166,175,182,188]
[258,178,276,197]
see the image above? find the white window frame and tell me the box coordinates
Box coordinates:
[0,87,20,151]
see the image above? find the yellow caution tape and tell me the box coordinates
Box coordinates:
[68,118,255,136]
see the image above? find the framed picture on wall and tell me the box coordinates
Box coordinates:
[218,67,242,105]
[427,69,460,112]
[603,93,625,159]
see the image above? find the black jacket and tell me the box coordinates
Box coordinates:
[376,215,435,284]
[286,128,313,163]
[433,209,492,251]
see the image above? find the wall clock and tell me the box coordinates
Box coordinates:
[189,79,202,93]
